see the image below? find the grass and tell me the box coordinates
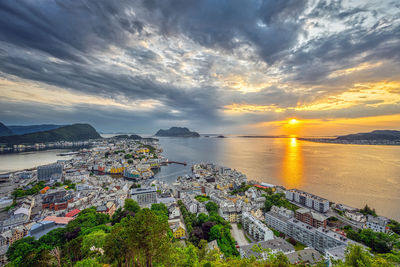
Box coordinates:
[244,234,252,243]
[195,195,210,202]
[293,241,307,251]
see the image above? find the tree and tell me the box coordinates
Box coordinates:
[205,201,219,213]
[81,230,108,256]
[151,203,169,220]
[75,258,103,267]
[264,199,273,212]
[124,198,141,213]
[128,209,171,266]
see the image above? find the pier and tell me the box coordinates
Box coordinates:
[161,161,187,166]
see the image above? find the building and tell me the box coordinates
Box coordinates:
[0,226,27,247]
[287,218,316,248]
[130,187,157,208]
[240,238,295,259]
[285,189,329,213]
[344,211,366,223]
[1,213,29,231]
[65,209,81,218]
[0,198,13,210]
[37,163,63,182]
[0,245,7,266]
[286,248,323,265]
[265,206,294,235]
[42,190,74,210]
[96,201,116,216]
[295,208,327,228]
[287,218,355,253]
[168,218,186,239]
[242,212,274,241]
[364,215,389,233]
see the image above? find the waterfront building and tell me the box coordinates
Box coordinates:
[285,189,329,213]
[130,187,157,208]
[364,215,389,233]
[295,208,327,228]
[242,212,274,241]
[37,163,63,182]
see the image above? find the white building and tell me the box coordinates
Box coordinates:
[364,215,389,233]
[285,189,329,213]
[242,212,274,241]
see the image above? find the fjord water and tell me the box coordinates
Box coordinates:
[155,136,400,220]
[0,149,72,173]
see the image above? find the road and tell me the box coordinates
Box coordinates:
[231,223,249,247]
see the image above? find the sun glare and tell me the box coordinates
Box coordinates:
[288,118,299,125]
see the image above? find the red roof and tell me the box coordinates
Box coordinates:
[43,186,50,190]
[254,184,268,189]
[65,209,81,217]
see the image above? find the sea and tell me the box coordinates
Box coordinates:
[0,135,399,220]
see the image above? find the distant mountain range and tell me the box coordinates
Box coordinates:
[0,123,101,145]
[0,123,65,136]
[336,130,400,140]
[155,127,200,137]
[8,124,64,135]
[300,130,400,145]
[0,122,14,136]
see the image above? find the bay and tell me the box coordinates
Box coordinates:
[155,136,400,220]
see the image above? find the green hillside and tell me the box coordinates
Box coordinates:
[0,123,101,145]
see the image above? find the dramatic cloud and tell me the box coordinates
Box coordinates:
[0,0,399,134]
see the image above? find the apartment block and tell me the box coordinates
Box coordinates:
[242,212,274,241]
[285,189,329,213]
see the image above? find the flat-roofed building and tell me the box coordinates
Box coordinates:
[130,187,157,208]
[285,189,329,213]
[37,163,63,182]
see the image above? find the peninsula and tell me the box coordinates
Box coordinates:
[300,130,400,145]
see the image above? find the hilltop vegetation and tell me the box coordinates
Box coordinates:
[6,199,400,267]
[155,127,200,137]
[0,123,101,145]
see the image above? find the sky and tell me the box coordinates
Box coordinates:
[0,0,400,135]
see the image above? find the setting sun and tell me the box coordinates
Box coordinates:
[288,118,299,125]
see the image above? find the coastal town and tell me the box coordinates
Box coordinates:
[0,137,399,266]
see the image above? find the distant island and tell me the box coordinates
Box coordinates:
[0,123,101,146]
[155,127,200,137]
[300,130,400,145]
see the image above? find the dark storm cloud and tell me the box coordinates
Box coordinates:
[141,0,308,64]
[0,0,400,132]
[0,1,143,62]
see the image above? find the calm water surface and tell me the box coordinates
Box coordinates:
[155,137,400,220]
[0,149,71,173]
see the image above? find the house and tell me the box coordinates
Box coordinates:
[168,218,186,239]
[96,201,116,216]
